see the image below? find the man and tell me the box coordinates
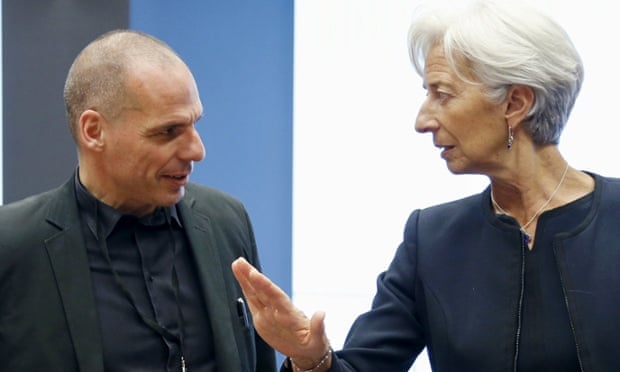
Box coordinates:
[0,29,275,371]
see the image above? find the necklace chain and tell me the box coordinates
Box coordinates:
[491,162,570,239]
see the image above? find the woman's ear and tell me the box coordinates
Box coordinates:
[505,85,535,129]
[78,109,105,151]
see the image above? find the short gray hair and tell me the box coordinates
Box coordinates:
[408,0,583,145]
[63,29,182,141]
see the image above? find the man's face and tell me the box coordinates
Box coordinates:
[99,63,205,216]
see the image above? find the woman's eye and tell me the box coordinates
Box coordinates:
[436,91,449,100]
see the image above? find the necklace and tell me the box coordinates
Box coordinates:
[490,162,569,244]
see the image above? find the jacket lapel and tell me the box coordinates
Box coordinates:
[45,181,104,372]
[42,179,247,371]
[178,195,244,372]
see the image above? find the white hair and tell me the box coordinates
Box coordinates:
[408,0,583,145]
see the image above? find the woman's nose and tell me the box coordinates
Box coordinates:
[414,101,439,133]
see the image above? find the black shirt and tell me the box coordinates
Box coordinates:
[75,175,216,372]
[516,192,593,371]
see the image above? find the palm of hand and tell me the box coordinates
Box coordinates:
[231,258,329,360]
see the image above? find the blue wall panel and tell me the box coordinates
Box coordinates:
[129,1,293,298]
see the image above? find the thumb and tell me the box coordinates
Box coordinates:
[309,310,326,336]
[309,310,330,350]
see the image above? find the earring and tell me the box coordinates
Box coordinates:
[507,125,514,149]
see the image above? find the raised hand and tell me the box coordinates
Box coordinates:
[231,257,331,369]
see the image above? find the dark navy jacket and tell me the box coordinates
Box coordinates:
[325,173,620,372]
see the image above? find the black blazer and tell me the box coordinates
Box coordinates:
[0,176,276,371]
[325,174,620,372]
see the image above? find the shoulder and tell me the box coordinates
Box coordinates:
[0,184,67,223]
[585,172,620,203]
[185,182,245,207]
[402,191,488,246]
[0,183,73,262]
[183,182,249,219]
[413,192,485,226]
[586,173,620,219]
[594,173,620,191]
[185,182,241,201]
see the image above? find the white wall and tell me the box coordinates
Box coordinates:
[293,1,619,371]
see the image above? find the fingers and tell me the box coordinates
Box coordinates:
[232,257,265,311]
[231,258,331,360]
[231,257,292,313]
[231,257,254,289]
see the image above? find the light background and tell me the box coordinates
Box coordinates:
[292,1,617,370]
[0,1,616,370]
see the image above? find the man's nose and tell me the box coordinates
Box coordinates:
[182,127,206,162]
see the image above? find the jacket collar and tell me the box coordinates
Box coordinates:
[45,177,247,372]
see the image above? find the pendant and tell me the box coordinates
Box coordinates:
[523,232,531,244]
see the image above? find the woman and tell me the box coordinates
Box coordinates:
[232,1,620,371]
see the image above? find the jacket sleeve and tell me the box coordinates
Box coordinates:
[316,210,427,371]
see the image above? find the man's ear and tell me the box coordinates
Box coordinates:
[78,109,105,151]
[505,85,535,129]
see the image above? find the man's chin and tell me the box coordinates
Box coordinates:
[160,188,185,206]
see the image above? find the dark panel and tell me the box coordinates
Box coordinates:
[2,0,129,203]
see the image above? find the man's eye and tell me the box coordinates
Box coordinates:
[161,127,179,136]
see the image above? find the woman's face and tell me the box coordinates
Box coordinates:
[415,45,508,175]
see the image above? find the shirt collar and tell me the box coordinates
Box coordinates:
[74,171,182,240]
